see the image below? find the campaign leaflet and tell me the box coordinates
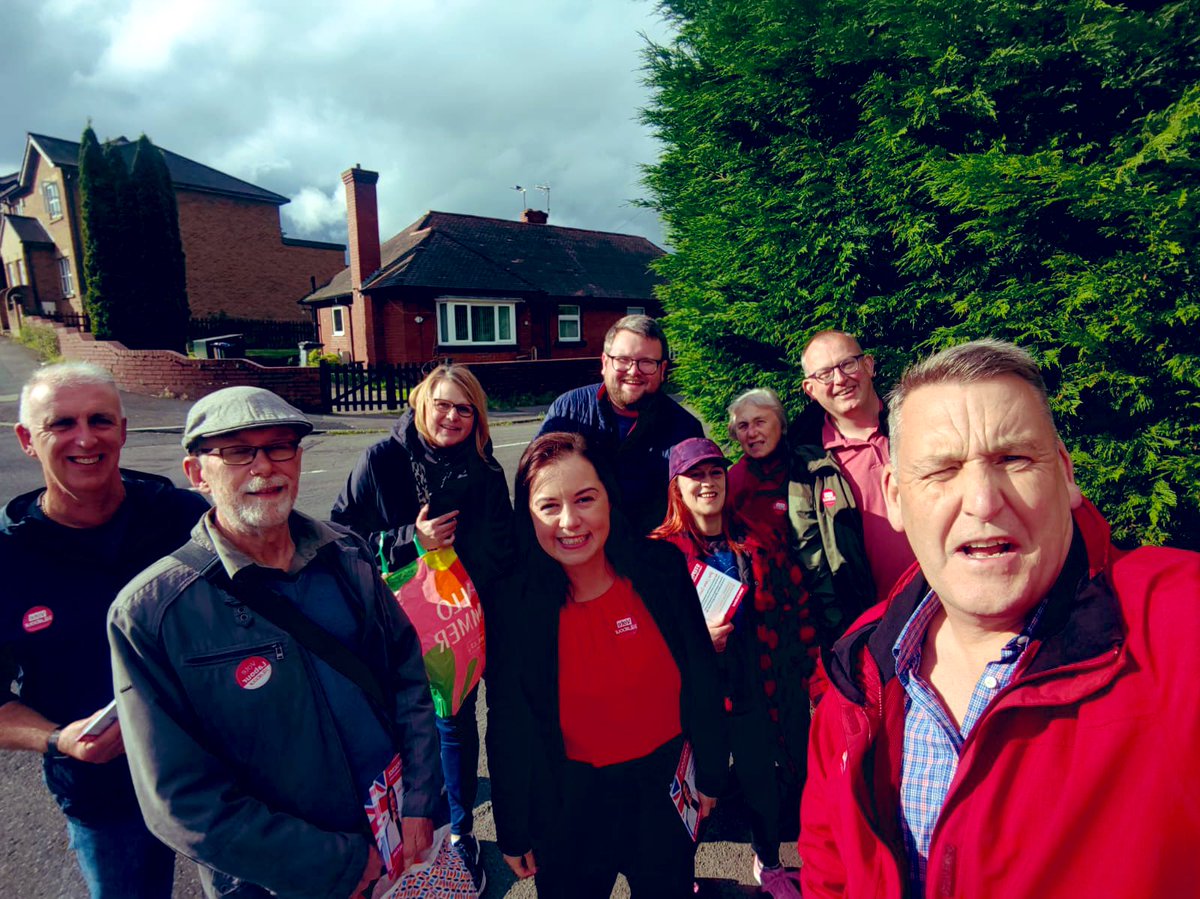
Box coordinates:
[365,755,405,880]
[669,739,701,842]
[689,560,746,626]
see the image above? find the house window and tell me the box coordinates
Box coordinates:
[436,299,516,346]
[331,306,346,336]
[43,181,62,219]
[16,259,28,285]
[558,305,581,341]
[57,257,74,297]
[626,306,646,317]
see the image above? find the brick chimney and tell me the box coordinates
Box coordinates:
[341,165,381,289]
[521,208,548,225]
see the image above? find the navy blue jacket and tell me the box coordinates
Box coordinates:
[0,470,209,823]
[538,384,704,534]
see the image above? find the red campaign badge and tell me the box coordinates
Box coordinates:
[614,616,639,636]
[821,488,837,508]
[773,500,787,512]
[234,656,272,690]
[22,606,54,633]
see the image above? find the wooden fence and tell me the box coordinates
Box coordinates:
[319,361,428,412]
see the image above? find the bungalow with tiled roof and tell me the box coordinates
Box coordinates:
[0,132,345,326]
[301,165,665,365]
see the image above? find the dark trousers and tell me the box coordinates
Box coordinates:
[728,706,783,866]
[435,685,480,836]
[535,735,696,899]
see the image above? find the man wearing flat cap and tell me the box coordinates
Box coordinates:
[108,386,441,899]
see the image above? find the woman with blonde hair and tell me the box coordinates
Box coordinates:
[332,362,511,894]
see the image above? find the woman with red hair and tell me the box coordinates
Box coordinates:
[651,437,801,897]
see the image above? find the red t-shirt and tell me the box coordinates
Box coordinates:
[557,577,682,766]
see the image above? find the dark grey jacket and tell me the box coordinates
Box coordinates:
[108,511,440,899]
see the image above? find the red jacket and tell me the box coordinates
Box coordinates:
[799,500,1200,898]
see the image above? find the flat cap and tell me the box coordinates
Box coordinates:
[183,386,313,450]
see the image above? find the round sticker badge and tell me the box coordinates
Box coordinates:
[235,656,272,690]
[821,488,838,508]
[22,606,54,633]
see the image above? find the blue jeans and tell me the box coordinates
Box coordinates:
[65,811,175,899]
[435,686,479,836]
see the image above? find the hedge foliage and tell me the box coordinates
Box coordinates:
[642,0,1200,548]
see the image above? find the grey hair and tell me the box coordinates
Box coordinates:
[602,314,669,359]
[726,387,788,442]
[887,339,1055,463]
[19,362,124,427]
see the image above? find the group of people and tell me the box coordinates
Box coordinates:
[0,312,1196,899]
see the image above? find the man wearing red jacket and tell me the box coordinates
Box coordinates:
[799,338,1200,898]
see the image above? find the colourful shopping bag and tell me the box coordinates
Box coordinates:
[382,544,484,718]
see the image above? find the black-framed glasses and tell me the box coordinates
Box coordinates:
[806,354,866,384]
[196,441,301,466]
[606,354,664,375]
[432,399,475,419]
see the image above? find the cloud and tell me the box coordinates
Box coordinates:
[1,0,676,248]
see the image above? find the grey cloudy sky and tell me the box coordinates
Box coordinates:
[1,0,675,248]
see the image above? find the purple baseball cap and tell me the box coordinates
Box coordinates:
[668,437,731,482]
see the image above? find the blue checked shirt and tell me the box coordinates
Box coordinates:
[893,591,1046,894]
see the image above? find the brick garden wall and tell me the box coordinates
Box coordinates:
[46,319,323,411]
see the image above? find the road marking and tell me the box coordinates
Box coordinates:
[493,441,529,448]
[304,469,329,475]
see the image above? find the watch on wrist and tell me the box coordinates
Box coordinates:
[46,728,63,756]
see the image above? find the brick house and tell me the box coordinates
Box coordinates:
[0,132,345,325]
[301,165,665,365]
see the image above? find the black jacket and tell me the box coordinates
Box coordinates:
[485,538,728,857]
[0,470,209,823]
[330,410,513,602]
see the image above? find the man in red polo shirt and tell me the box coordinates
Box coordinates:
[792,331,915,603]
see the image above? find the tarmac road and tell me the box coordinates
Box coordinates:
[0,336,796,898]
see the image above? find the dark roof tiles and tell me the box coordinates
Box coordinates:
[26,133,288,205]
[1,214,54,246]
[305,210,663,303]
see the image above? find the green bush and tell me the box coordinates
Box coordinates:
[643,0,1200,549]
[15,323,62,363]
[309,349,342,366]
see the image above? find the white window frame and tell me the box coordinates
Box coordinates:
[436,297,517,346]
[43,181,62,219]
[557,304,581,341]
[331,305,346,336]
[57,257,74,297]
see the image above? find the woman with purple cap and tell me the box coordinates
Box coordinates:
[651,438,802,897]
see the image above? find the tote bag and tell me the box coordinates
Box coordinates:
[382,544,485,717]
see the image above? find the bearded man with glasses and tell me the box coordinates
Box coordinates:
[792,331,916,608]
[539,314,704,534]
[109,386,441,899]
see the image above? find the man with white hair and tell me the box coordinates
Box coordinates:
[109,386,441,899]
[799,339,1200,898]
[0,361,209,898]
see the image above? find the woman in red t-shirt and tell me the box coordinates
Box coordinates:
[486,432,727,899]
[650,437,801,897]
